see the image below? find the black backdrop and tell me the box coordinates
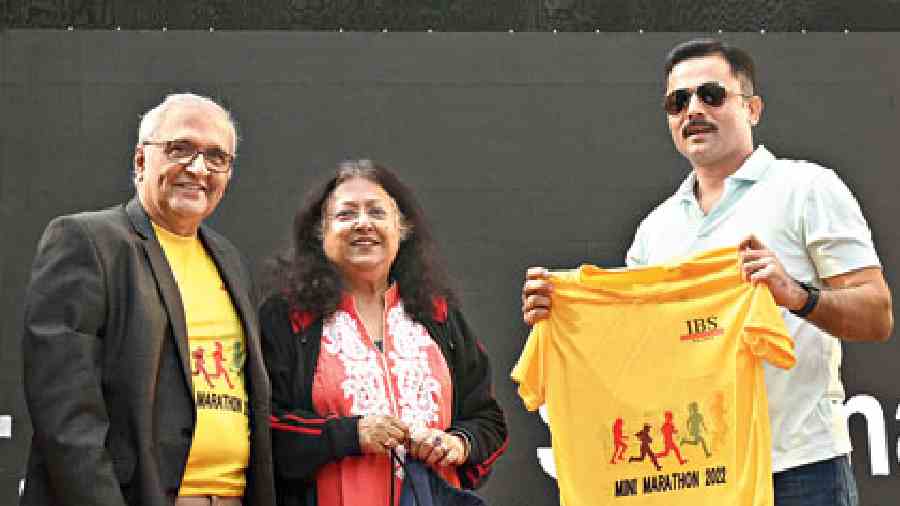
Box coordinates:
[1,31,899,506]
[6,1,900,31]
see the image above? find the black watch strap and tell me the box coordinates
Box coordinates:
[790,280,820,318]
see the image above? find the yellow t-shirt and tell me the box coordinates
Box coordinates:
[153,223,250,497]
[512,246,795,506]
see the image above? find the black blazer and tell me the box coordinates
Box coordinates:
[21,199,274,506]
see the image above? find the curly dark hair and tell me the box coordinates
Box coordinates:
[269,159,458,322]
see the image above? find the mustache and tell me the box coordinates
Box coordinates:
[682,119,717,138]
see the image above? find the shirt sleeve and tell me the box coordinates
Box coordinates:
[511,320,548,411]
[443,308,508,490]
[258,296,362,482]
[625,225,649,268]
[803,169,881,278]
[742,284,796,370]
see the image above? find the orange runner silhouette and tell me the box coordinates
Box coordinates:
[655,411,687,464]
[210,341,234,389]
[191,346,214,388]
[610,418,629,464]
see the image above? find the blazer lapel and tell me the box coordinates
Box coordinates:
[125,198,194,394]
[200,229,255,339]
[199,228,261,392]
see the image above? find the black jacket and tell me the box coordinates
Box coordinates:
[259,295,508,506]
[21,199,275,506]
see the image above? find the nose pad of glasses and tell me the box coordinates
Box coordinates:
[685,91,709,112]
[183,153,210,173]
[353,215,374,229]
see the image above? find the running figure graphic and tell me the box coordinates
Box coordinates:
[628,423,662,471]
[191,345,214,388]
[610,418,629,464]
[210,341,235,388]
[680,402,712,458]
[230,340,245,373]
[709,391,728,452]
[191,342,235,389]
[655,411,687,464]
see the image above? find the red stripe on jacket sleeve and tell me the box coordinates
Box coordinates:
[284,413,327,425]
[270,421,324,436]
[469,435,509,486]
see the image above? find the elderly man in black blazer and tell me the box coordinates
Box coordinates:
[21,94,274,506]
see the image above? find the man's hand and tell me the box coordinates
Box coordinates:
[408,427,468,467]
[523,267,553,326]
[358,415,409,455]
[739,234,893,342]
[738,235,808,311]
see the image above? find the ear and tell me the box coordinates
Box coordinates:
[399,219,413,242]
[747,96,764,127]
[315,220,325,242]
[133,145,145,182]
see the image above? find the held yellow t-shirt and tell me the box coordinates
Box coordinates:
[512,246,795,506]
[154,223,250,497]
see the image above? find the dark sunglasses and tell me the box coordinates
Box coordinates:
[663,81,753,115]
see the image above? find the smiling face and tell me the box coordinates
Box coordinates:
[665,54,762,174]
[133,101,235,236]
[322,177,404,285]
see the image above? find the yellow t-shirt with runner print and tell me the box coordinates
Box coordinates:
[154,223,250,498]
[512,246,795,506]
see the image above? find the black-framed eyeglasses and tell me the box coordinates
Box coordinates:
[663,81,753,115]
[142,139,234,173]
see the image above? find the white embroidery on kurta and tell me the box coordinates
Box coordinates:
[387,304,441,431]
[322,311,391,416]
[321,304,441,431]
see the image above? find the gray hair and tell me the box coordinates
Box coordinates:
[137,93,237,152]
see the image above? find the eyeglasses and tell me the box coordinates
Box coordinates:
[329,206,392,224]
[142,139,234,173]
[663,82,753,115]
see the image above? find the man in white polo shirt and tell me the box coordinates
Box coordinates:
[521,39,893,506]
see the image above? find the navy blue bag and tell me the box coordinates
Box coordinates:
[392,451,487,506]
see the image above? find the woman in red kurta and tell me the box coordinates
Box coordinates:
[260,160,507,506]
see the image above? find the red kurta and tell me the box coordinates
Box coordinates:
[312,285,458,506]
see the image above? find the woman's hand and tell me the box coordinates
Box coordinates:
[358,415,410,455]
[408,427,469,467]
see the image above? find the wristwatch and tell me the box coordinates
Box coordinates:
[790,279,820,318]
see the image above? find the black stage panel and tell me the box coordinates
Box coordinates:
[2,31,898,505]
